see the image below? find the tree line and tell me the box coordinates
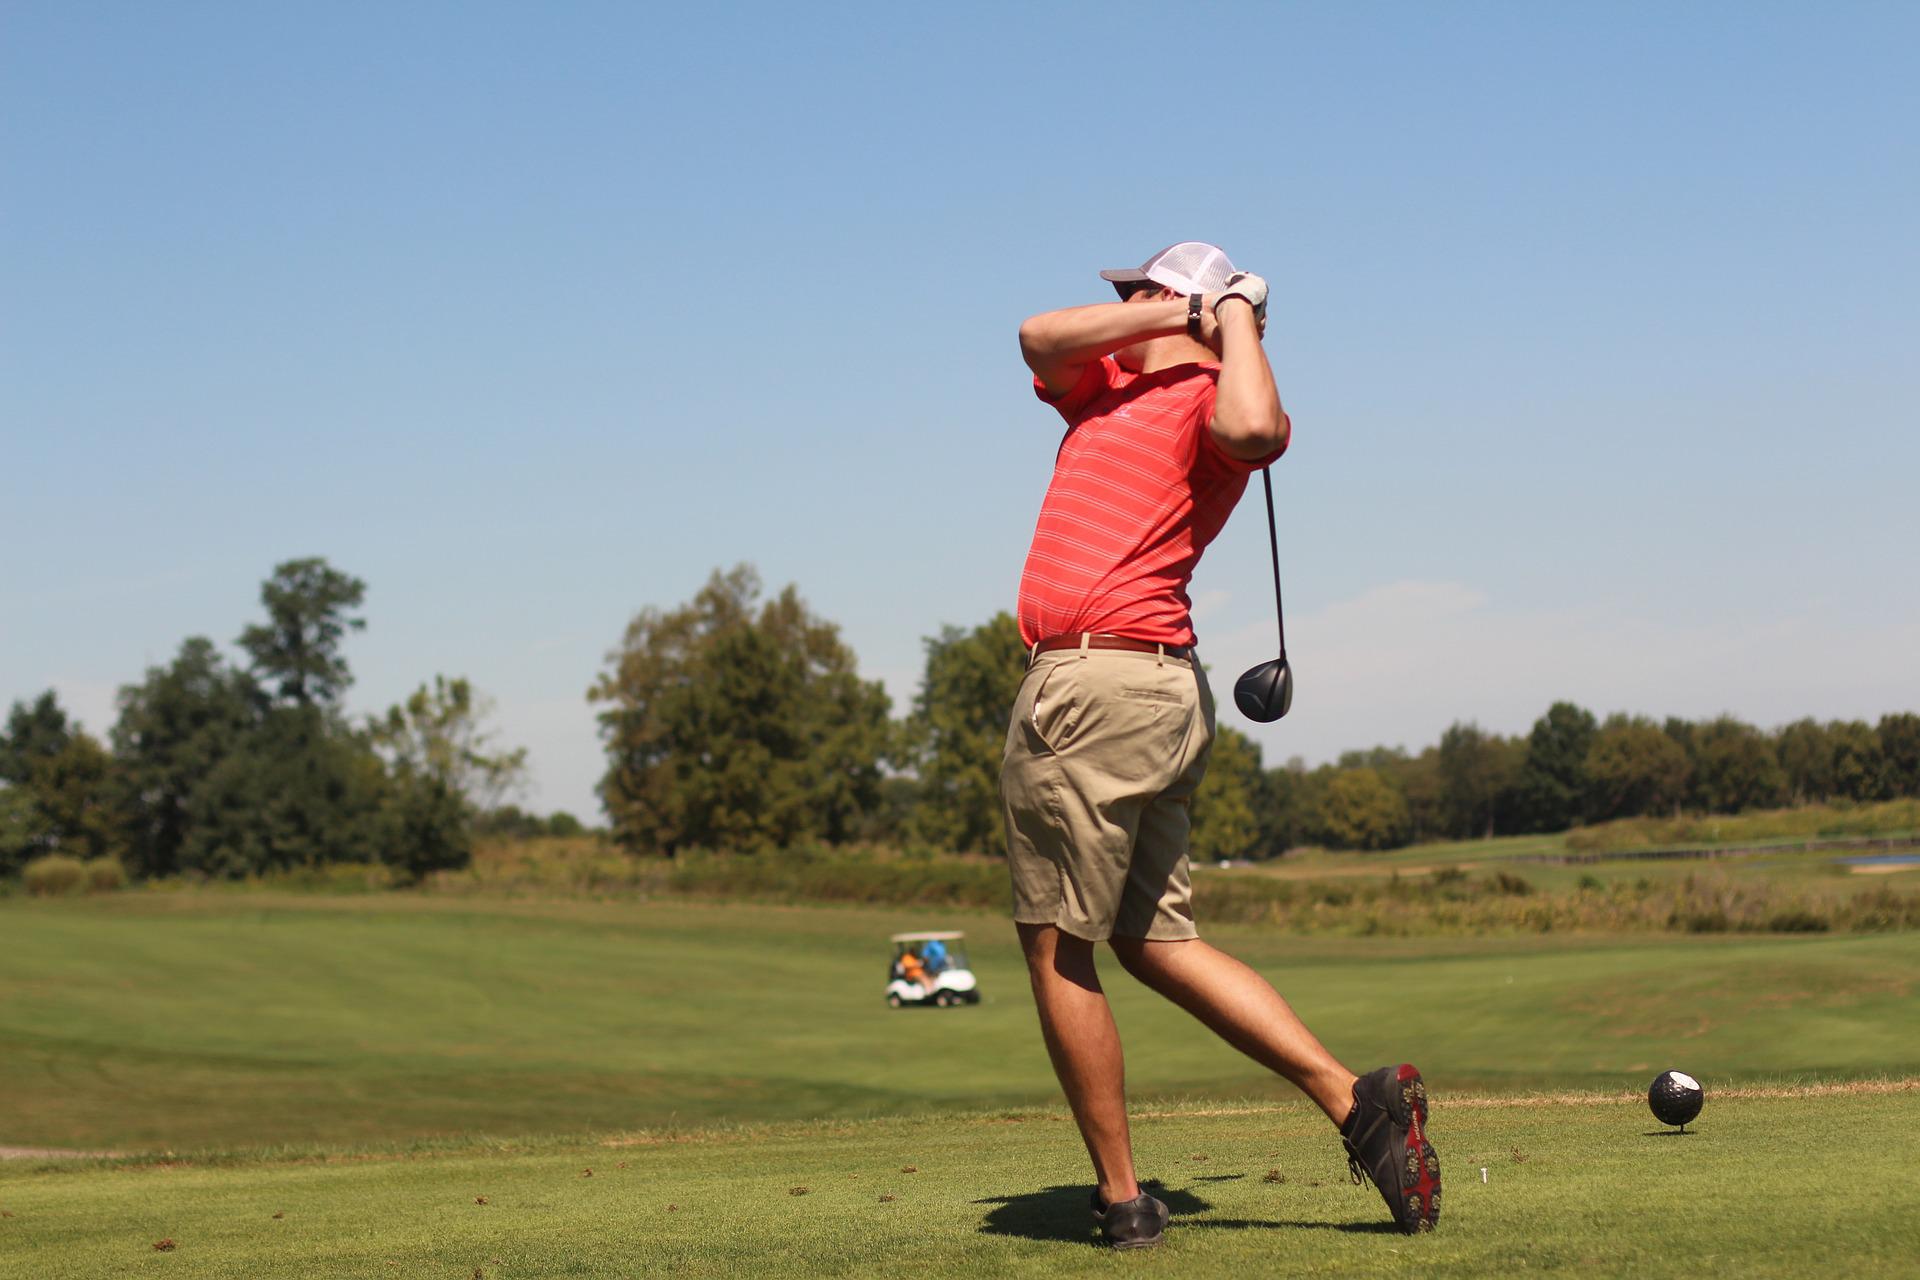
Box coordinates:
[10,560,1918,881]
[1,558,530,883]
[591,566,1920,857]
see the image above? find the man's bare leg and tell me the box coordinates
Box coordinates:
[1109,936,1358,1124]
[1017,922,1139,1207]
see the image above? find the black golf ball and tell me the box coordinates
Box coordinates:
[1648,1070,1704,1127]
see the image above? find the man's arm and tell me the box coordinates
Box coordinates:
[1018,300,1189,399]
[1205,297,1290,461]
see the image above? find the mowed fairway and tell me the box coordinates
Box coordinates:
[4,894,1919,1277]
[3,892,1918,1151]
[3,1089,1917,1277]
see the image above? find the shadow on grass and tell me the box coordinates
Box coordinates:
[1192,1218,1402,1235]
[974,1181,1208,1246]
[976,1180,1398,1244]
[1643,1129,1698,1137]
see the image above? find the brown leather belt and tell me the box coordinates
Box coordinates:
[1029,633,1194,665]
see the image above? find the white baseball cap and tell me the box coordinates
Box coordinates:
[1099,242,1238,296]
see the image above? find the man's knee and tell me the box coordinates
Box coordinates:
[1108,934,1158,980]
[1110,935,1198,987]
[1020,923,1101,986]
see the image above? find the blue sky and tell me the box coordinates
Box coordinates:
[5,2,1917,820]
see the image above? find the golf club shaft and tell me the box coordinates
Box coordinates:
[1262,467,1286,657]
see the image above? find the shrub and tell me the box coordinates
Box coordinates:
[1843,885,1920,932]
[263,861,396,893]
[22,854,87,896]
[83,856,127,892]
[1766,910,1829,933]
[1489,871,1534,896]
[1680,909,1730,933]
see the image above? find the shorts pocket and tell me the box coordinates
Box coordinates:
[1027,662,1079,754]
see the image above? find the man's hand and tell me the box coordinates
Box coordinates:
[1196,271,1269,352]
[1208,271,1268,327]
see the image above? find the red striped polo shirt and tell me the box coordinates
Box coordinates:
[1016,356,1284,648]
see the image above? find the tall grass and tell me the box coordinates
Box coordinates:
[1191,867,1920,935]
[423,836,666,897]
[67,827,1916,936]
[1565,798,1920,852]
[408,835,1920,935]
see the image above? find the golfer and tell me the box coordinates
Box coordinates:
[1002,242,1440,1248]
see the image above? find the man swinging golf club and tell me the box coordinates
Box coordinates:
[1002,242,1440,1248]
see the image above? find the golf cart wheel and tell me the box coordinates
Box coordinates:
[934,991,956,1008]
[886,992,903,1008]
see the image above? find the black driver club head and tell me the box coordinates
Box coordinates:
[1235,466,1295,724]
[1234,657,1293,723]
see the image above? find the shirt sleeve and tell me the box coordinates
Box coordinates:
[1033,356,1116,421]
[1203,432,1289,473]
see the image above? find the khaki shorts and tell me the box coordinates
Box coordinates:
[1000,645,1216,942]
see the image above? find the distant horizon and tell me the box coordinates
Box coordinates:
[20,557,1917,824]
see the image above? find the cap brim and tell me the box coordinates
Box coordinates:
[1098,268,1149,283]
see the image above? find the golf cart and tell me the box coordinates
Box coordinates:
[886,931,979,1008]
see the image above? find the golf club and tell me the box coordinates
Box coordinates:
[1233,467,1293,722]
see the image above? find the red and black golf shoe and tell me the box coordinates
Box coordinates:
[1340,1063,1441,1233]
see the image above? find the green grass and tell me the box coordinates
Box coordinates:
[1562,797,1920,853]
[4,894,1918,1152]
[5,892,1919,1276]
[4,1088,1917,1277]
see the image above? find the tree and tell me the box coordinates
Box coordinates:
[1262,758,1316,856]
[237,558,367,708]
[1827,720,1887,802]
[1391,747,1447,845]
[179,707,389,877]
[1190,725,1265,861]
[375,770,471,882]
[366,676,527,880]
[1509,702,1598,832]
[1880,713,1920,798]
[23,732,125,862]
[1313,767,1410,851]
[110,638,261,878]
[1586,716,1691,820]
[176,560,387,878]
[1436,722,1520,838]
[474,806,590,840]
[0,694,123,867]
[370,676,528,814]
[1,691,73,786]
[590,565,891,854]
[1775,718,1837,804]
[1691,716,1787,813]
[903,613,1026,853]
[0,785,37,876]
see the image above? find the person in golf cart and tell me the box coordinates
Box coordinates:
[886,931,979,1007]
[894,946,932,995]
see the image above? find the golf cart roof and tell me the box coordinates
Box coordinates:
[890,931,966,943]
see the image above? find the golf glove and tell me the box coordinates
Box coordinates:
[1212,272,1268,321]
